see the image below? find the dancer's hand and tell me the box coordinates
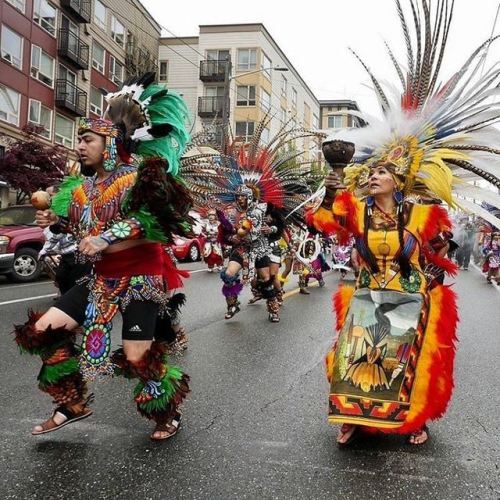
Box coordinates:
[35,210,58,228]
[324,171,344,191]
[79,236,109,256]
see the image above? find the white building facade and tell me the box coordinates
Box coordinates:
[159,24,320,153]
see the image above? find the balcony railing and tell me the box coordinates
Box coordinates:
[55,79,87,116]
[60,0,91,23]
[58,29,89,69]
[198,96,225,118]
[199,59,230,82]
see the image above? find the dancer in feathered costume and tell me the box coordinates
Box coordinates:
[211,117,322,322]
[14,73,191,440]
[308,0,500,445]
[202,209,224,272]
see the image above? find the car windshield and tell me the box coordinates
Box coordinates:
[0,206,37,226]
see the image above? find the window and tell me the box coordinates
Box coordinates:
[237,48,257,71]
[206,49,230,61]
[33,0,57,36]
[236,85,256,106]
[291,87,297,108]
[1,25,23,70]
[159,60,168,82]
[205,86,224,97]
[0,84,20,125]
[6,0,26,13]
[90,86,103,116]
[92,41,105,73]
[313,113,319,130]
[58,64,76,85]
[281,75,287,97]
[261,51,272,79]
[111,15,125,46]
[31,45,55,87]
[328,115,344,128]
[55,114,75,148]
[94,0,106,30]
[28,99,52,139]
[235,121,255,142]
[261,89,271,112]
[109,56,123,85]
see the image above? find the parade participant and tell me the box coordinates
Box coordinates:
[248,203,287,321]
[218,185,269,320]
[202,209,223,272]
[483,231,500,284]
[308,0,500,446]
[14,73,192,440]
[212,118,322,321]
[331,235,355,281]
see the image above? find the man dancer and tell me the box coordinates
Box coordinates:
[14,74,191,441]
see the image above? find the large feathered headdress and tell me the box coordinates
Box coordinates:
[330,0,500,226]
[204,116,324,218]
[102,72,194,241]
[104,72,189,176]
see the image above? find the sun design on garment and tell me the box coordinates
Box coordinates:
[399,268,422,293]
[82,322,112,365]
[111,221,132,239]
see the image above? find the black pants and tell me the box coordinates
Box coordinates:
[54,282,162,341]
[55,253,92,294]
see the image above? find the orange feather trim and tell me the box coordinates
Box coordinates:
[306,207,342,235]
[382,284,458,434]
[418,204,452,244]
[325,285,355,382]
[423,248,458,277]
[332,191,362,237]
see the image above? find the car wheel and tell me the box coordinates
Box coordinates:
[188,244,200,262]
[9,248,42,283]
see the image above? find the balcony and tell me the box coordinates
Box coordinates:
[198,96,225,118]
[199,59,230,82]
[60,0,91,23]
[58,29,89,69]
[55,79,87,116]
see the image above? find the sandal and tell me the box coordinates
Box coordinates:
[336,423,359,446]
[248,296,262,304]
[150,412,182,441]
[32,399,94,436]
[407,425,429,445]
[224,303,241,319]
[268,313,280,323]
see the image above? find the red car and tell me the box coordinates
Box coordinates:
[167,234,206,262]
[0,205,45,282]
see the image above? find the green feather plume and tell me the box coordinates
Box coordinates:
[52,175,85,217]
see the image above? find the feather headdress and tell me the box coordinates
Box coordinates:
[330,0,500,226]
[103,72,194,241]
[211,116,325,220]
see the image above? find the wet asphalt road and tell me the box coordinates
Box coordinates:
[0,263,499,500]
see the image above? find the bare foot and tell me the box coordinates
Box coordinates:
[408,426,429,445]
[336,424,358,444]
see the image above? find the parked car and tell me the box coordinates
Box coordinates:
[168,234,206,262]
[0,205,45,282]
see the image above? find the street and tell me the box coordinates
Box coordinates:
[0,264,499,500]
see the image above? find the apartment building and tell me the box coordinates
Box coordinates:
[0,0,160,159]
[319,99,365,133]
[159,24,321,153]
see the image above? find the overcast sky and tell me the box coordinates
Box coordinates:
[141,0,500,116]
